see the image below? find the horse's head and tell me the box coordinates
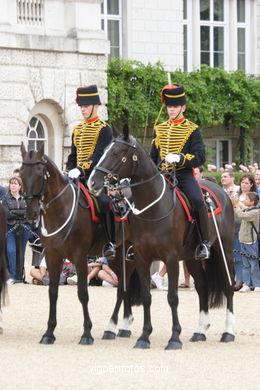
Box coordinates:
[20,142,47,221]
[88,124,138,195]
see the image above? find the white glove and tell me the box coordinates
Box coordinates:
[165,153,181,164]
[68,168,81,179]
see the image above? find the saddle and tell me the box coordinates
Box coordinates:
[79,184,128,223]
[164,177,222,221]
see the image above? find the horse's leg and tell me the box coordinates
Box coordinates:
[221,289,235,342]
[102,289,123,340]
[220,248,235,343]
[117,292,134,338]
[76,261,94,345]
[133,261,152,349]
[187,260,210,342]
[164,259,182,350]
[40,256,61,344]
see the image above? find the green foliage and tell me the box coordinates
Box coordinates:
[107,59,260,162]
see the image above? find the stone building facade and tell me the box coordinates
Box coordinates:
[0,0,109,183]
[0,0,259,183]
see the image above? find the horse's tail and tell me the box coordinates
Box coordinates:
[128,269,142,306]
[205,246,229,309]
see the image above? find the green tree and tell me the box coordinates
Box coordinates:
[107,59,260,164]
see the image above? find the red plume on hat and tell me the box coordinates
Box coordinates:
[161,84,186,106]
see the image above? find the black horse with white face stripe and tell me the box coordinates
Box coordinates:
[88,126,235,350]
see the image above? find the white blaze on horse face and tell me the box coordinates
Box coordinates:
[197,310,210,334]
[88,142,115,191]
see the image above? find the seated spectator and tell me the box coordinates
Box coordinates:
[2,176,34,284]
[31,258,75,285]
[67,257,118,287]
[30,256,49,285]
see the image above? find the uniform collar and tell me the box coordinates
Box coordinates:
[168,117,185,124]
[85,116,99,123]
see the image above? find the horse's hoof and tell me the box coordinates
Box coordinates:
[117,329,131,338]
[189,333,206,342]
[220,332,235,343]
[165,341,182,350]
[133,340,150,349]
[102,331,116,340]
[39,335,56,344]
[79,336,94,345]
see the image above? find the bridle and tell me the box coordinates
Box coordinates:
[95,138,161,189]
[93,138,176,219]
[22,157,79,242]
[22,159,48,201]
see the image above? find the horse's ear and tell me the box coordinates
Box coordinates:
[122,123,129,141]
[111,124,119,138]
[21,142,27,159]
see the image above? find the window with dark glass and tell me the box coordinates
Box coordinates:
[214,26,224,67]
[101,0,121,59]
[213,0,224,21]
[200,0,210,21]
[237,0,245,23]
[237,28,246,70]
[201,26,210,66]
[27,117,46,151]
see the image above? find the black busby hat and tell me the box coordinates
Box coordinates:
[76,85,101,106]
[161,84,186,106]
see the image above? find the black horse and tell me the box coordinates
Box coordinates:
[20,144,140,344]
[88,128,235,350]
[0,203,8,333]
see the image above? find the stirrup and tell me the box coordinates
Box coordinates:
[195,242,211,261]
[103,242,116,260]
[126,245,134,261]
[29,238,44,254]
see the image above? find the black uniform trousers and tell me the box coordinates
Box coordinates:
[176,169,205,210]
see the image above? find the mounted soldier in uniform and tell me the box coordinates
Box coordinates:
[150,84,211,260]
[66,84,116,258]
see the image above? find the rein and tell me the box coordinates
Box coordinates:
[22,156,80,246]
[22,159,47,200]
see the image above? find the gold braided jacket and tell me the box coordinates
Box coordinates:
[73,119,107,171]
[154,119,198,171]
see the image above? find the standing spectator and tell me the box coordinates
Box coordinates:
[194,166,204,180]
[237,174,257,207]
[221,171,240,198]
[2,176,34,284]
[12,168,20,178]
[254,170,260,197]
[221,171,242,290]
[232,192,260,292]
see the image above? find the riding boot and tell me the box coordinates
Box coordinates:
[195,206,211,260]
[101,211,116,260]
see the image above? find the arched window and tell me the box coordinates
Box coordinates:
[27,116,47,151]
